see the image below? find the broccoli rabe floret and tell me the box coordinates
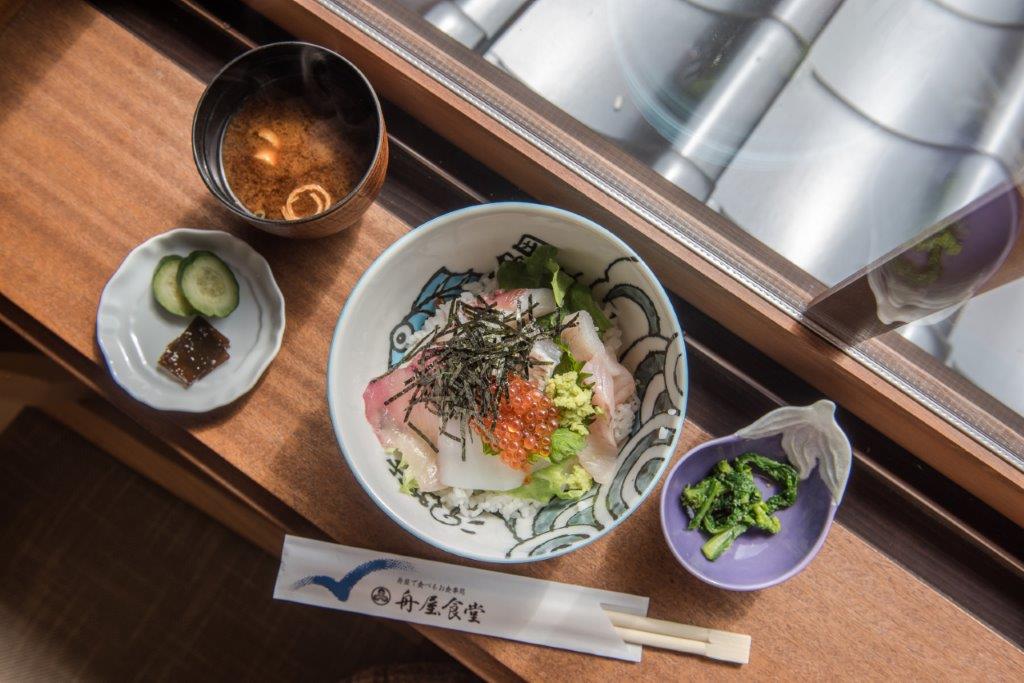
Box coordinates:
[736,453,799,512]
[683,478,724,530]
[744,501,781,534]
[681,451,799,560]
[702,524,748,561]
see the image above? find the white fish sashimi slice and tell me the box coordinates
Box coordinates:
[528,337,562,387]
[573,315,636,408]
[437,420,526,491]
[603,325,623,356]
[591,352,630,430]
[581,350,638,483]
[484,288,556,318]
[560,310,638,485]
[363,362,443,492]
[578,355,621,485]
[560,310,603,362]
[603,351,636,405]
[579,447,617,485]
[578,421,619,484]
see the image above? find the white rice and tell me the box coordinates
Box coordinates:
[400,275,637,520]
[612,395,639,443]
[439,487,543,520]
[602,318,623,355]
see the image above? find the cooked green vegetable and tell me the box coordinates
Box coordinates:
[737,453,798,512]
[496,245,611,333]
[681,452,799,561]
[151,255,194,317]
[702,524,749,561]
[177,250,239,318]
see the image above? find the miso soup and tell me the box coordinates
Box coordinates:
[221,89,373,221]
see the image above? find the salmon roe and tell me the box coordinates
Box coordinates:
[480,376,560,471]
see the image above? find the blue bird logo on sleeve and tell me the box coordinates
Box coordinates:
[291,558,413,602]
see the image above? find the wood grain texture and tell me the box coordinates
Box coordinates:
[0,1,1021,679]
[123,0,1024,606]
[243,0,1024,525]
[0,0,24,30]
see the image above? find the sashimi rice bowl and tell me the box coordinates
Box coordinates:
[327,203,687,562]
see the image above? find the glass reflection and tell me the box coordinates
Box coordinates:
[400,0,1024,420]
[804,183,1021,344]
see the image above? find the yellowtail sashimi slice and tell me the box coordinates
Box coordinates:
[484,288,557,318]
[363,362,443,492]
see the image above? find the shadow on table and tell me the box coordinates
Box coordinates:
[0,409,461,681]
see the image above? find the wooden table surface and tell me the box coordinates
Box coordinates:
[1,1,1021,679]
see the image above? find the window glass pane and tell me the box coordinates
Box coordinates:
[337,0,1024,469]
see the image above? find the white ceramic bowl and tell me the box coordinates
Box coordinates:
[98,228,285,412]
[327,203,687,562]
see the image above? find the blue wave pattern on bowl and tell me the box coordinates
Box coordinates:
[384,233,687,559]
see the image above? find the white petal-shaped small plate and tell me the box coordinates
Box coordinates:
[97,228,285,412]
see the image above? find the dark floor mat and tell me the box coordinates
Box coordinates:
[0,408,467,681]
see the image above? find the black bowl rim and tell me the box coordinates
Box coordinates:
[191,41,386,226]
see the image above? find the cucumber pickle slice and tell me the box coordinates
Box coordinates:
[152,255,194,317]
[177,250,239,318]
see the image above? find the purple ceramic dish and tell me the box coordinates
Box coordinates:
[660,434,845,591]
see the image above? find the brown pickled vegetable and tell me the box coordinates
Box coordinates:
[158,317,230,387]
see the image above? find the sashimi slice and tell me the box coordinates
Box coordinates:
[528,337,562,387]
[578,425,619,485]
[437,420,527,491]
[603,350,637,405]
[603,325,623,355]
[560,310,604,362]
[578,354,621,484]
[562,310,636,404]
[484,288,556,318]
[363,362,443,492]
[568,313,638,485]
[586,349,637,427]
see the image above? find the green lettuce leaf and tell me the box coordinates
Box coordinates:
[495,244,611,334]
[509,459,593,502]
[551,269,574,307]
[548,427,586,464]
[564,283,611,333]
[552,341,585,375]
[496,245,559,289]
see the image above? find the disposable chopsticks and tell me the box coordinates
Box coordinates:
[604,609,751,664]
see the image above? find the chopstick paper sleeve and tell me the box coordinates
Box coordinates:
[274,535,648,661]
